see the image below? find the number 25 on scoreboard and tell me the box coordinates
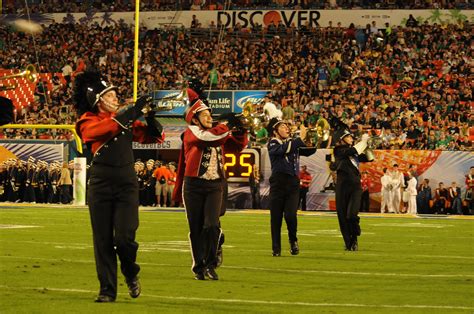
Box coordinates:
[223,149,260,182]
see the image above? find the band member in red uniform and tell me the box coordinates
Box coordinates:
[74,71,165,302]
[298,165,312,211]
[360,171,371,212]
[173,96,248,281]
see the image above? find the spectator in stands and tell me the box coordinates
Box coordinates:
[448,181,462,215]
[433,182,449,214]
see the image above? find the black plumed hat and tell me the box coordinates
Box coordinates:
[73,71,117,115]
[333,128,352,143]
[266,117,285,135]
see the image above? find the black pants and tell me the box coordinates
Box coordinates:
[183,177,224,274]
[299,187,308,211]
[269,172,300,252]
[360,190,370,212]
[335,179,362,249]
[88,164,140,298]
[250,184,261,209]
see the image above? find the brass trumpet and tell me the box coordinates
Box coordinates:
[303,117,331,147]
[217,101,268,139]
[363,129,384,161]
[0,64,38,91]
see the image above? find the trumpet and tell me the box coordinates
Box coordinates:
[300,117,331,147]
[359,130,384,161]
[216,101,268,139]
[0,64,38,91]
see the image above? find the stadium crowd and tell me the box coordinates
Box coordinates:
[1,17,472,150]
[2,0,472,14]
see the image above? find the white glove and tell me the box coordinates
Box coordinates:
[361,133,369,142]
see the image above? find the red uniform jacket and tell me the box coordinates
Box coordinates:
[173,123,248,203]
[299,170,312,189]
[76,111,164,155]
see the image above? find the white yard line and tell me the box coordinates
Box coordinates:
[1,255,472,278]
[0,285,472,311]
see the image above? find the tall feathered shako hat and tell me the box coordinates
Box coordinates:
[183,77,211,125]
[73,71,117,115]
[184,99,212,124]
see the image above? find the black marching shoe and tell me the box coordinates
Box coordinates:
[272,250,281,257]
[206,268,219,280]
[95,295,115,303]
[216,247,223,268]
[351,238,358,251]
[126,276,141,298]
[290,241,299,255]
[195,271,206,280]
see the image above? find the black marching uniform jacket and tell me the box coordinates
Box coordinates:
[333,144,370,250]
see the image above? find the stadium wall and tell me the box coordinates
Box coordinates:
[2,10,472,29]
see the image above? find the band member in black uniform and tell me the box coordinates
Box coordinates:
[74,71,165,302]
[47,162,61,204]
[267,118,316,257]
[173,94,248,281]
[23,157,37,203]
[331,128,371,251]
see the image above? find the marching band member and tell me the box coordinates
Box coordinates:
[331,128,372,251]
[173,95,248,280]
[74,71,165,302]
[266,117,316,257]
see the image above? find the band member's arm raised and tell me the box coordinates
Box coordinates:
[187,123,231,148]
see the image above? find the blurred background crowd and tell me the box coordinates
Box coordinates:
[0,1,472,151]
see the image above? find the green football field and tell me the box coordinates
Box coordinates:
[0,205,473,313]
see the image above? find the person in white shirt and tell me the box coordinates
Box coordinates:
[380,168,394,213]
[406,171,418,214]
[390,164,405,213]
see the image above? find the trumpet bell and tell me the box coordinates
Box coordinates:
[0,64,38,91]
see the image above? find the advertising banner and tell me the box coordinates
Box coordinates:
[0,142,64,163]
[207,90,233,115]
[10,10,473,30]
[155,90,233,116]
[233,90,269,113]
[153,90,188,116]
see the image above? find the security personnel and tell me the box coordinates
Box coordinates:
[74,71,165,302]
[173,97,248,281]
[331,128,371,251]
[267,118,316,257]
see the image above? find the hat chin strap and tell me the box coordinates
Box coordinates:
[99,96,120,113]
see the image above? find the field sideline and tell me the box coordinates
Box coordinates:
[0,204,473,313]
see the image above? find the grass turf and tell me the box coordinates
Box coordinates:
[0,205,473,313]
